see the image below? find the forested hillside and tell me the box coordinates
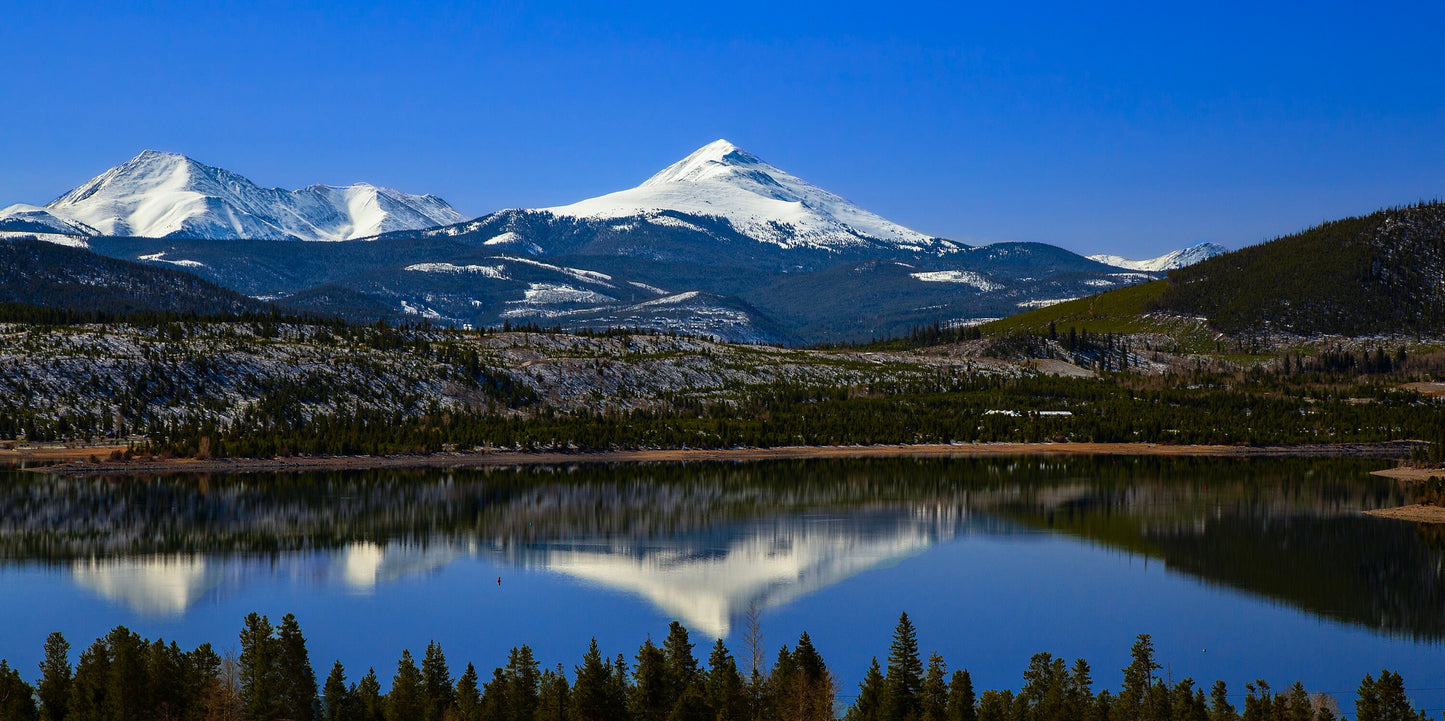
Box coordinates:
[1155,202,1445,335]
[0,239,272,318]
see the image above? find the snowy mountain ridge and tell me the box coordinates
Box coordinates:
[4,150,465,242]
[542,139,962,254]
[1089,242,1229,272]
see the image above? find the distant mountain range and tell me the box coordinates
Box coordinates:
[0,142,1229,342]
[1088,242,1228,272]
[0,150,463,242]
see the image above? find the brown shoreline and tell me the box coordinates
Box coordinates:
[1364,504,1445,524]
[15,441,1421,477]
[0,445,128,463]
[1370,466,1445,483]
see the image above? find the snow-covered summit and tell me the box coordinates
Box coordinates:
[544,139,958,253]
[1089,242,1228,272]
[32,150,465,241]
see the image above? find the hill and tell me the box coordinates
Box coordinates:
[979,202,1445,343]
[0,238,273,318]
[1154,202,1445,335]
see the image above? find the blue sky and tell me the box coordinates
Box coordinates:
[2,0,1442,258]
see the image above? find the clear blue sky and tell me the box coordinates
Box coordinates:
[2,0,1442,258]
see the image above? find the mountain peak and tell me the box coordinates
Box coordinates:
[30,152,465,241]
[544,140,946,253]
[640,139,763,187]
[133,149,186,161]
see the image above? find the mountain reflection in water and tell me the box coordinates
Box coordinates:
[1,457,1437,640]
[58,508,1006,637]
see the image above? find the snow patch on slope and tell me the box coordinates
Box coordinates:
[404,262,508,279]
[500,256,615,286]
[502,283,618,319]
[138,251,206,268]
[909,270,1004,292]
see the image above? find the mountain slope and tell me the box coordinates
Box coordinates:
[1156,202,1445,335]
[1089,242,1228,271]
[979,202,1445,341]
[542,139,958,254]
[33,151,465,241]
[0,238,271,317]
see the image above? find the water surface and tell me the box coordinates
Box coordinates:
[1,457,1441,710]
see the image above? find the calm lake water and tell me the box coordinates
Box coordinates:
[1,456,1442,711]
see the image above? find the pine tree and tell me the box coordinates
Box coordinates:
[389,651,425,721]
[572,640,626,721]
[239,613,279,721]
[920,654,948,721]
[323,661,350,721]
[0,659,38,721]
[632,639,671,721]
[357,668,384,721]
[536,664,570,721]
[1117,634,1159,721]
[1285,683,1312,721]
[1209,681,1237,721]
[104,627,148,721]
[669,680,712,721]
[788,633,834,721]
[884,613,923,721]
[765,645,796,721]
[503,646,540,721]
[36,632,70,721]
[847,658,886,721]
[975,690,1011,721]
[706,640,747,721]
[421,642,454,721]
[67,639,110,721]
[662,622,699,707]
[946,670,975,721]
[1066,659,1093,721]
[454,663,482,721]
[277,613,318,721]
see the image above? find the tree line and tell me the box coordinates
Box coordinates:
[0,612,1429,721]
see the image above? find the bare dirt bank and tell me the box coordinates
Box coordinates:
[0,444,128,463]
[1371,466,1445,483]
[1364,504,1445,524]
[20,441,1421,477]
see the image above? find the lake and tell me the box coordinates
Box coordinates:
[1,456,1441,712]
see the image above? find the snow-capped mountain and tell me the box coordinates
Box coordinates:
[540,139,960,254]
[17,150,465,241]
[1089,242,1228,272]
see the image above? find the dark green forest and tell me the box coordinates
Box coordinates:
[0,613,1428,721]
[135,368,1445,462]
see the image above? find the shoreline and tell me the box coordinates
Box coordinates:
[1370,466,1445,483]
[13,440,1422,476]
[1364,504,1445,524]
